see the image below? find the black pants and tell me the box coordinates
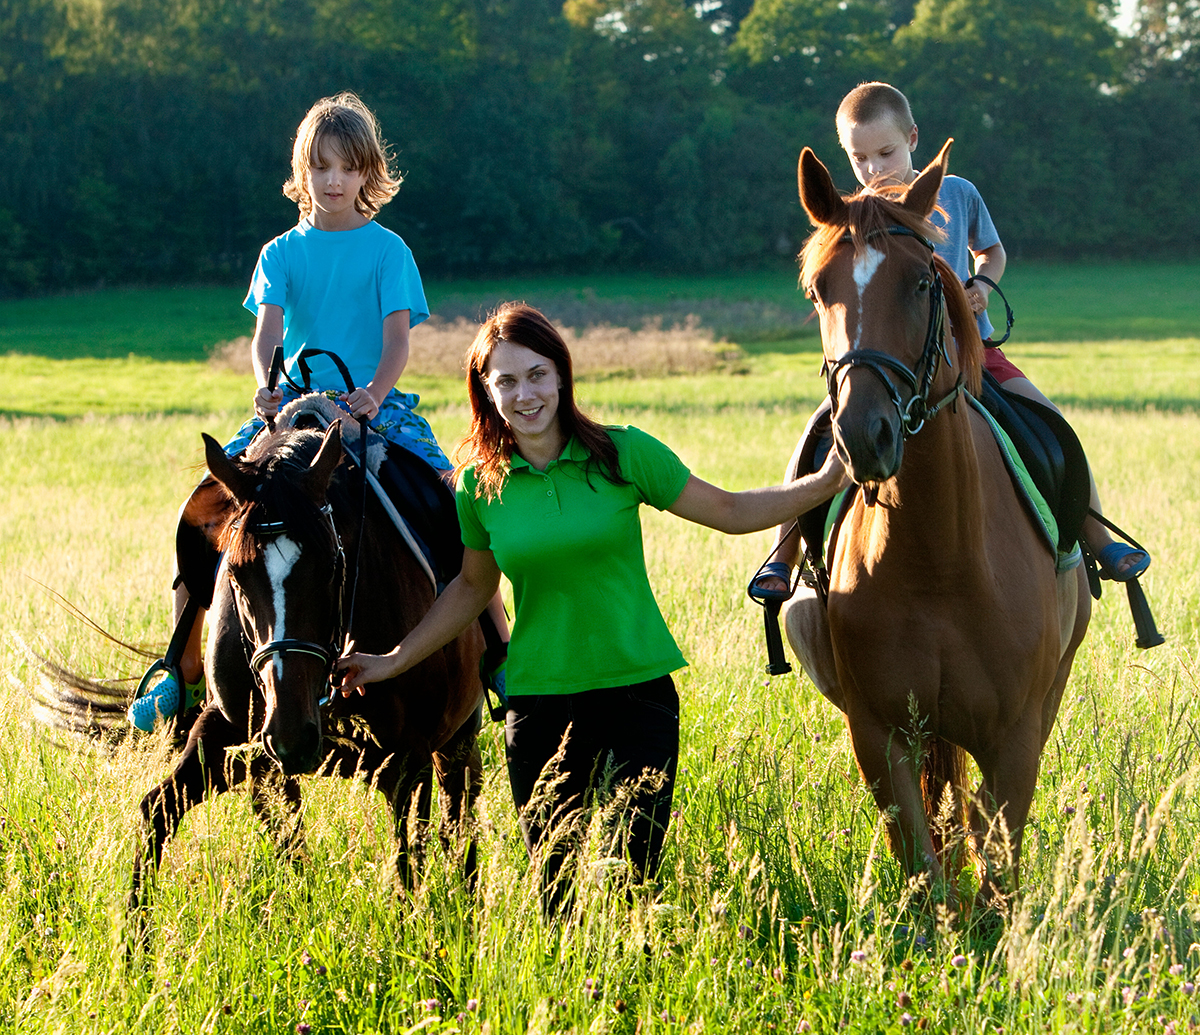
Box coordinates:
[504,675,679,910]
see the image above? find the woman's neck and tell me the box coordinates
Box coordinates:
[513,426,566,472]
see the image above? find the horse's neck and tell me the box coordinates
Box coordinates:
[855,406,988,570]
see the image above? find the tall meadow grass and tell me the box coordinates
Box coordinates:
[1,336,1198,1032]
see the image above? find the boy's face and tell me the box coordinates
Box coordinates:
[839,117,918,188]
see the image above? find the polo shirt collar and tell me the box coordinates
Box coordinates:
[508,434,591,472]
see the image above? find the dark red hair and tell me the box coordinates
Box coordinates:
[455,302,624,499]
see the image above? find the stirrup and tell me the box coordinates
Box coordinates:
[748,560,795,603]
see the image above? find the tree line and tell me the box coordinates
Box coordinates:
[2,0,1196,295]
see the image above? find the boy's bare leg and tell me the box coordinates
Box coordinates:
[754,523,802,596]
[175,582,206,685]
[751,427,811,596]
[1000,376,1145,576]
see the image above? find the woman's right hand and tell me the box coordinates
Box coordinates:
[335,648,403,696]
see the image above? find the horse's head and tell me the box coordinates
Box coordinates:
[798,139,980,486]
[205,423,345,775]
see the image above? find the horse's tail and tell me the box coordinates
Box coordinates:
[921,736,970,866]
[17,585,152,744]
[26,652,133,744]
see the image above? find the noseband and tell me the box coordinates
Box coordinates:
[232,502,347,708]
[822,226,964,438]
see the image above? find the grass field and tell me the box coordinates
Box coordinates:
[1,269,1199,1033]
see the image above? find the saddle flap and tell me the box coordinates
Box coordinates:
[792,401,836,573]
[978,371,1091,553]
[176,476,230,607]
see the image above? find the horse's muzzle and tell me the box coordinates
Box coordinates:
[834,405,903,484]
[264,716,323,775]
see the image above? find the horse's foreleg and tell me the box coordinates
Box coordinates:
[433,709,484,885]
[971,717,1044,911]
[847,713,947,897]
[391,763,433,890]
[324,739,432,892]
[127,704,249,953]
[1043,564,1091,744]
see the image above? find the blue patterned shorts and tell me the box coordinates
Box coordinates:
[223,385,451,470]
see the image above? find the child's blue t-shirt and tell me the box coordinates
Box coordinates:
[929,175,1001,340]
[244,219,430,392]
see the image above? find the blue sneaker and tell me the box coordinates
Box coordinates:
[127,663,205,732]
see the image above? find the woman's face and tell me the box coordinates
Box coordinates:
[483,338,563,447]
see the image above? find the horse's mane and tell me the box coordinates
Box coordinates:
[800,188,983,396]
[218,428,342,566]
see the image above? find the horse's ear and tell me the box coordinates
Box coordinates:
[904,138,952,219]
[302,421,343,502]
[798,147,848,226]
[203,432,256,503]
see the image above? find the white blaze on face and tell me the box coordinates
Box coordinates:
[264,536,302,678]
[851,245,886,349]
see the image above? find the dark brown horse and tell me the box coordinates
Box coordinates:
[129,414,484,934]
[783,141,1091,911]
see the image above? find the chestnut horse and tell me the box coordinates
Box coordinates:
[782,142,1090,910]
[129,418,484,933]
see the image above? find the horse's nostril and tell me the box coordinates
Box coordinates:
[266,720,323,775]
[875,415,895,453]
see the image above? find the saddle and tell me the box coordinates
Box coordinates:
[793,376,1092,597]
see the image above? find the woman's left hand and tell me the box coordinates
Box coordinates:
[335,647,401,696]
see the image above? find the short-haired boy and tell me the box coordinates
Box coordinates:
[748,82,1148,600]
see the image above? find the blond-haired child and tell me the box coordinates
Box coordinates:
[130,93,507,730]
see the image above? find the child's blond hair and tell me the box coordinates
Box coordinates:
[836,82,915,141]
[283,92,401,219]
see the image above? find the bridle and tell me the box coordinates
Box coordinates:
[241,343,370,710]
[231,501,348,708]
[821,226,964,439]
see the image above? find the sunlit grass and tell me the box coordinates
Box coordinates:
[2,338,1199,1030]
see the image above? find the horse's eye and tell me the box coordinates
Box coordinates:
[916,276,931,293]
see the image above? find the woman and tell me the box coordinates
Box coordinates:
[336,302,846,910]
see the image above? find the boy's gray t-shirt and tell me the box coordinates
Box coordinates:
[930,174,1001,340]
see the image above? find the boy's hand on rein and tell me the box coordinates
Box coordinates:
[965,282,989,315]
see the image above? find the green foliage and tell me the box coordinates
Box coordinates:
[2,0,1199,295]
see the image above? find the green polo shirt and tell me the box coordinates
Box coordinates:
[456,426,691,696]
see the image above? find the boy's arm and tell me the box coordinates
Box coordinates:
[345,309,410,420]
[251,303,285,418]
[965,241,1007,317]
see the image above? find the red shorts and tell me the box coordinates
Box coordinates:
[983,344,1026,384]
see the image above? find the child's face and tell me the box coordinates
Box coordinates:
[839,117,918,188]
[305,139,369,230]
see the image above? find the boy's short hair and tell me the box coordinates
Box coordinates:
[836,82,916,138]
[283,92,401,219]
